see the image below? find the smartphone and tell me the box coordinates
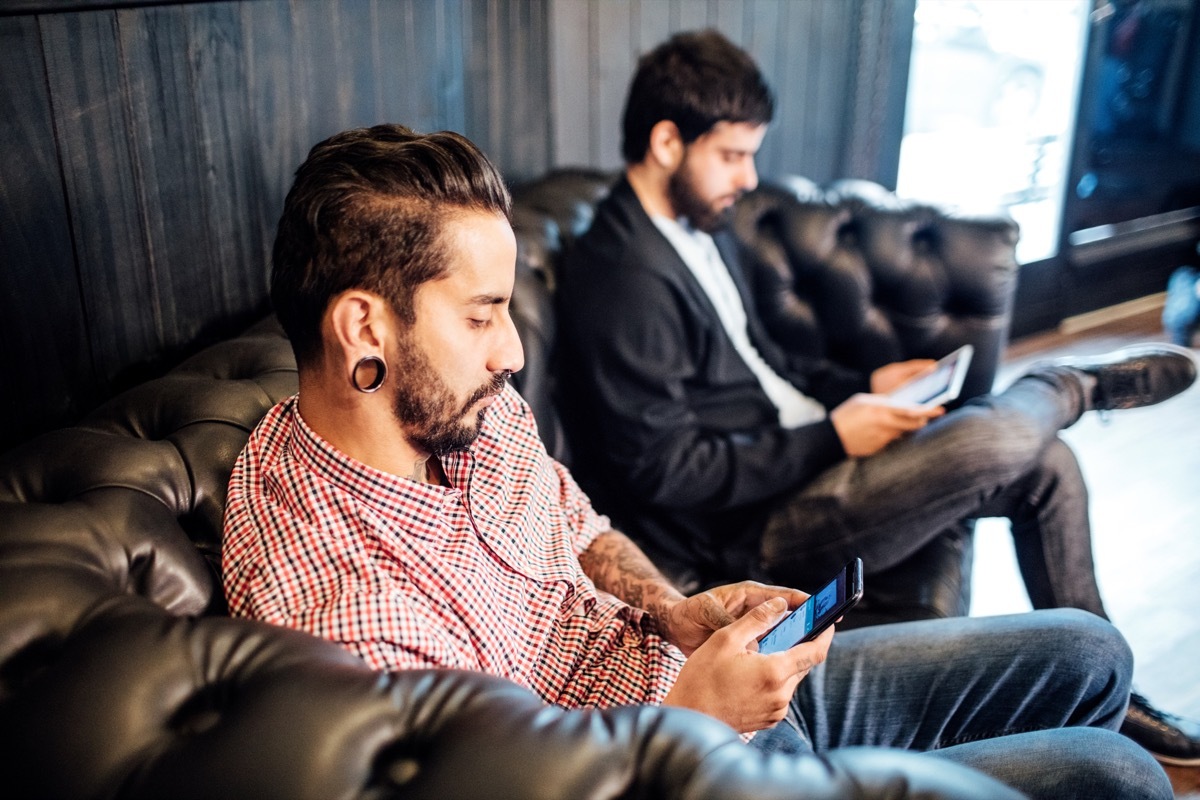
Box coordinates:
[756,558,864,655]
[885,344,974,408]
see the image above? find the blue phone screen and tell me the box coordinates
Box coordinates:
[757,575,842,655]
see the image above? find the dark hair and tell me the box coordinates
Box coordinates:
[620,29,774,163]
[271,124,511,368]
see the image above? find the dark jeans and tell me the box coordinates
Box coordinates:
[761,369,1108,616]
[750,610,1171,799]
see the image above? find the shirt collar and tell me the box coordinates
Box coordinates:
[286,398,459,520]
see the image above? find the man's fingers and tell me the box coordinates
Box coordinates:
[696,592,737,629]
[788,625,834,673]
[727,597,789,643]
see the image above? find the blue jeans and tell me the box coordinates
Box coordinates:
[751,610,1171,799]
[761,369,1108,616]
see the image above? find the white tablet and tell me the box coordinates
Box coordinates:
[886,344,974,408]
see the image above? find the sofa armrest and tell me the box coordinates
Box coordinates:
[0,593,1018,800]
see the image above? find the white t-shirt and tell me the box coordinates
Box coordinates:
[652,215,826,428]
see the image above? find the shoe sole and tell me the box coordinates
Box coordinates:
[1148,751,1200,767]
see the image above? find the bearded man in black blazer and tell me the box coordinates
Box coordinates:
[557,28,1198,766]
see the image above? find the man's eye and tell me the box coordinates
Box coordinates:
[469,318,490,329]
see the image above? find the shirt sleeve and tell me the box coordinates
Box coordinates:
[497,382,613,557]
[549,457,612,557]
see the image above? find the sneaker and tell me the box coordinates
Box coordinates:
[1054,343,1197,411]
[1120,692,1200,766]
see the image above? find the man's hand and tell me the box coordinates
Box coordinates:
[830,393,943,457]
[661,581,809,655]
[663,597,834,733]
[870,359,936,394]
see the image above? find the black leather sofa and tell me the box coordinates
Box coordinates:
[0,169,1020,799]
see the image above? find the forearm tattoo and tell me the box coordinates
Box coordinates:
[578,531,684,627]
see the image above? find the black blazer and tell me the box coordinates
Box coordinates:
[557,176,869,589]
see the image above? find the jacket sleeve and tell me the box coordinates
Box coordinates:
[564,263,850,514]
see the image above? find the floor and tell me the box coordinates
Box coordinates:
[968,309,1199,796]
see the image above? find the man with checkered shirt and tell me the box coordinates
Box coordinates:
[222,122,1170,800]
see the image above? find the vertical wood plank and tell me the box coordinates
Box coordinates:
[594,0,632,169]
[549,0,592,166]
[332,0,386,130]
[748,0,785,179]
[176,4,271,325]
[674,0,708,32]
[376,0,424,129]
[117,4,268,360]
[496,0,551,178]
[289,0,357,144]
[434,0,468,135]
[775,0,812,178]
[41,10,162,390]
[462,0,552,177]
[632,0,670,57]
[0,15,96,448]
[461,0,494,161]
[115,5,208,353]
[839,0,916,184]
[871,0,916,187]
[711,0,743,42]
[240,0,311,273]
[805,0,853,182]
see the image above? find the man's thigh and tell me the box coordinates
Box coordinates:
[762,404,1068,579]
[793,610,1131,753]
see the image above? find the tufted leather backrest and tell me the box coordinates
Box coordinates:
[508,168,616,463]
[732,177,1020,404]
[0,170,1021,800]
[509,170,1020,467]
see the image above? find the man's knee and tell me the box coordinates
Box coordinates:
[928,407,1057,486]
[936,727,1172,800]
[1024,608,1133,721]
[1042,728,1173,800]
[1022,608,1129,662]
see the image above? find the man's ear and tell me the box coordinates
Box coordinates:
[646,120,685,171]
[325,290,392,374]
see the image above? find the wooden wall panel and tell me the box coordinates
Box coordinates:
[41,11,163,388]
[546,0,912,186]
[0,16,96,446]
[1,0,554,450]
[463,0,551,180]
[842,0,915,189]
[594,3,631,168]
[118,5,267,358]
[548,0,590,166]
[631,0,670,57]
[1,0,907,450]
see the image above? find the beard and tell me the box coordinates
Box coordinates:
[667,157,737,234]
[390,334,510,456]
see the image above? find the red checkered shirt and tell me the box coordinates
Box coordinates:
[222,384,685,710]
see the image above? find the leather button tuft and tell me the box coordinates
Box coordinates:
[386,758,420,785]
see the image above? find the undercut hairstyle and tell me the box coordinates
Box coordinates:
[620,29,775,164]
[271,124,512,368]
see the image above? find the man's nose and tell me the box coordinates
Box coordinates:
[490,312,525,375]
[740,159,759,192]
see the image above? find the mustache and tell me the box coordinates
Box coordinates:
[462,370,513,410]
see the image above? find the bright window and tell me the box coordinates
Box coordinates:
[897,0,1091,264]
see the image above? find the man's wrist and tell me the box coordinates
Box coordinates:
[646,589,687,643]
